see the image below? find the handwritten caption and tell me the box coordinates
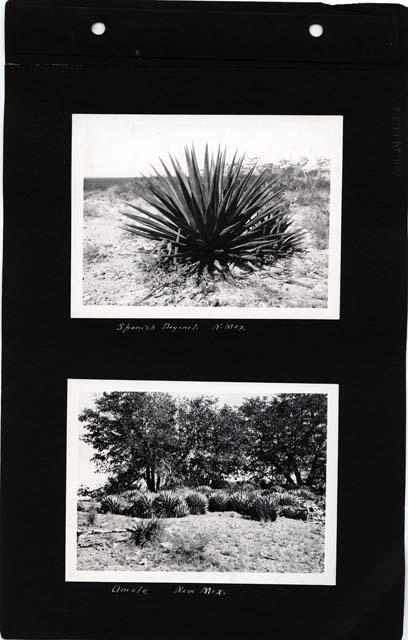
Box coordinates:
[116,322,246,334]
[112,584,227,597]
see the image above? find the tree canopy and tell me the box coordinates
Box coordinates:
[80,392,327,492]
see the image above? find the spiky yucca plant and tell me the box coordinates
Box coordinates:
[208,492,229,512]
[248,495,277,522]
[275,492,299,507]
[128,493,155,518]
[153,492,189,518]
[99,495,127,515]
[128,518,163,546]
[121,145,304,278]
[185,492,208,515]
[226,491,253,516]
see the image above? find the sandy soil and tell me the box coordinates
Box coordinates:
[82,188,329,309]
[77,510,325,573]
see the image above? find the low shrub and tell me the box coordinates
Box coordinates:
[280,506,308,521]
[226,492,253,516]
[83,200,103,218]
[185,492,208,515]
[153,492,189,518]
[83,241,106,263]
[128,493,155,518]
[86,506,97,526]
[129,519,163,546]
[313,483,326,496]
[208,492,229,512]
[248,496,277,522]
[167,531,210,563]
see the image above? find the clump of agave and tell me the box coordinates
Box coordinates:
[121,145,305,278]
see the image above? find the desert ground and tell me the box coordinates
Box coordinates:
[77,508,325,574]
[82,183,329,308]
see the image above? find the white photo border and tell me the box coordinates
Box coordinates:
[66,379,339,585]
[70,114,343,320]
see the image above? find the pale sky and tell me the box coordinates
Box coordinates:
[73,114,342,178]
[77,390,277,490]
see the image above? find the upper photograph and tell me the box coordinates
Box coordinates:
[71,114,342,319]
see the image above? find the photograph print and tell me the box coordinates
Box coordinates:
[71,114,342,319]
[66,380,338,584]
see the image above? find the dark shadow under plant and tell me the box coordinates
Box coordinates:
[280,506,308,521]
[121,145,305,279]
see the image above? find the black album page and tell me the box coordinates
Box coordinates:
[1,2,407,639]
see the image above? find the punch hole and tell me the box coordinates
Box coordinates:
[309,24,324,38]
[91,22,106,36]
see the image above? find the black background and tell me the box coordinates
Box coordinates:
[1,1,407,639]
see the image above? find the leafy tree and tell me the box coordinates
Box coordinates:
[80,392,327,493]
[80,392,179,492]
[176,400,248,487]
[241,394,327,487]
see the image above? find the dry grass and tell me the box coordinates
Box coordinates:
[77,510,325,573]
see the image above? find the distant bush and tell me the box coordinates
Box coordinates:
[248,496,277,522]
[153,492,189,518]
[78,484,92,497]
[185,492,208,515]
[226,492,253,516]
[86,506,97,526]
[208,492,229,512]
[195,485,213,496]
[313,483,326,496]
[301,207,329,250]
[129,519,163,546]
[120,488,142,500]
[83,200,103,218]
[225,482,257,494]
[83,241,106,264]
[99,495,128,515]
[295,487,316,501]
[281,506,308,521]
[128,493,155,518]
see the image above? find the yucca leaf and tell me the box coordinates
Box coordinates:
[122,144,304,276]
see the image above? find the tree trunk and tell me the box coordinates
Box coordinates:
[293,464,303,486]
[145,467,156,492]
[306,454,318,486]
[283,472,295,487]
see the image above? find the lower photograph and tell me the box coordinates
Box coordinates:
[66,379,338,585]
